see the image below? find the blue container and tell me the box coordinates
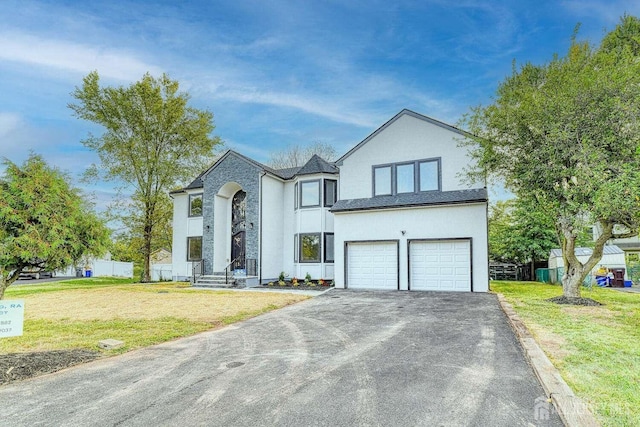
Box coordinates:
[596,276,608,287]
[85,270,92,278]
[624,280,632,288]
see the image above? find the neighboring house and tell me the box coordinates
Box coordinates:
[592,223,640,259]
[548,245,627,284]
[150,248,172,265]
[170,109,489,292]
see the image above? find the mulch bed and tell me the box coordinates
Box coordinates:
[0,349,101,386]
[546,296,603,306]
[261,282,334,291]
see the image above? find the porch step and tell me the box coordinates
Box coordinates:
[194,275,236,288]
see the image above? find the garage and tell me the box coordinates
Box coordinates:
[409,239,471,291]
[347,241,398,290]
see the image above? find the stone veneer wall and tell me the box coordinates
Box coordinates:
[201,154,261,275]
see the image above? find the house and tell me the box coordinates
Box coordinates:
[150,248,172,265]
[547,245,627,284]
[170,109,489,292]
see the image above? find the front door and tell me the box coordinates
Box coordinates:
[231,190,246,270]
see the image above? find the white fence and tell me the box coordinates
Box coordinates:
[151,264,173,281]
[93,261,134,278]
[58,261,134,278]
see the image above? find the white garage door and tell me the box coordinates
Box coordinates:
[347,242,398,290]
[410,240,471,291]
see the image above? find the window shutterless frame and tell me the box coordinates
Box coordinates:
[188,193,203,217]
[324,233,335,263]
[418,158,441,192]
[372,158,441,196]
[299,233,321,263]
[300,180,321,208]
[187,236,202,261]
[373,165,392,196]
[324,179,337,207]
[294,182,298,210]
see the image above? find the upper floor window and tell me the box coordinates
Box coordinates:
[373,158,440,196]
[189,194,203,217]
[419,160,439,191]
[396,163,415,193]
[300,180,320,207]
[373,166,392,196]
[324,180,337,207]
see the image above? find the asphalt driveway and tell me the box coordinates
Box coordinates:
[1,290,562,426]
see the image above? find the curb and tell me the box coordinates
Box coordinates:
[496,293,600,427]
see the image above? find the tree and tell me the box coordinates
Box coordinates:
[0,154,109,299]
[461,16,640,300]
[268,142,337,169]
[69,72,221,282]
[489,196,560,278]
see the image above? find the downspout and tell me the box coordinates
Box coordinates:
[259,171,266,284]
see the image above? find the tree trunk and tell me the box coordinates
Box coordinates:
[562,262,584,298]
[0,280,8,300]
[0,270,22,300]
[143,232,152,283]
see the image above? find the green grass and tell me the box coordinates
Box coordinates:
[7,277,136,297]
[1,278,309,356]
[493,281,640,427]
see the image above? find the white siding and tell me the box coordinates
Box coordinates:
[339,114,481,200]
[172,191,203,280]
[261,175,285,280]
[334,203,489,292]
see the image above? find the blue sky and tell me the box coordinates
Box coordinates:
[1,0,639,208]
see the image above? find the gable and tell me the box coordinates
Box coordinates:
[337,109,467,165]
[337,110,478,200]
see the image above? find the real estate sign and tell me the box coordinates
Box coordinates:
[0,300,24,338]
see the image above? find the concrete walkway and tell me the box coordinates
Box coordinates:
[1,290,562,426]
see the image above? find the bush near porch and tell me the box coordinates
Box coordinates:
[492,281,639,427]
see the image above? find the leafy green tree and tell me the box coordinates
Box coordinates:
[0,154,109,299]
[488,199,516,262]
[489,197,560,276]
[461,16,640,299]
[69,72,221,282]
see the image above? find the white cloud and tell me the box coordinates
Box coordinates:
[0,31,163,82]
[212,85,378,128]
[562,0,640,24]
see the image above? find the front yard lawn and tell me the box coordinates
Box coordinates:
[1,279,310,383]
[493,281,639,427]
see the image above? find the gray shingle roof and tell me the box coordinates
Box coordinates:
[272,166,301,179]
[171,150,338,195]
[296,154,339,176]
[330,188,487,212]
